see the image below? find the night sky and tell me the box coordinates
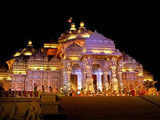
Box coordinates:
[0,1,160,83]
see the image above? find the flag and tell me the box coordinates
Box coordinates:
[67,17,72,23]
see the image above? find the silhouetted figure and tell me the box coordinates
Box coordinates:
[8,89,12,97]
[34,84,38,97]
[30,91,33,97]
[42,85,45,93]
[23,91,27,97]
[49,86,52,93]
[0,85,5,97]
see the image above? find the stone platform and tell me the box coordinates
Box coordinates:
[59,96,160,120]
[0,94,64,120]
[1,95,160,120]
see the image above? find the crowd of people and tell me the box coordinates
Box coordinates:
[62,87,159,96]
[0,85,159,97]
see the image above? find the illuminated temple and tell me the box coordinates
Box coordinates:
[4,22,153,92]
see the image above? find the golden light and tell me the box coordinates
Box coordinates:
[91,50,101,53]
[69,56,79,61]
[27,40,32,47]
[91,50,113,54]
[80,22,85,27]
[103,50,113,54]
[68,34,77,40]
[44,43,58,48]
[82,48,86,53]
[13,70,26,75]
[29,66,48,70]
[70,23,76,31]
[138,72,143,76]
[0,75,11,80]
[14,52,21,57]
[81,33,90,38]
[24,51,32,56]
[122,68,126,72]
[144,78,153,81]
[128,68,134,72]
[50,67,57,71]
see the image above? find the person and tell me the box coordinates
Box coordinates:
[23,90,27,97]
[34,84,37,93]
[42,85,45,93]
[0,84,5,97]
[130,89,136,96]
[49,86,53,93]
[69,90,72,96]
[30,91,33,97]
[18,91,22,97]
[11,91,15,97]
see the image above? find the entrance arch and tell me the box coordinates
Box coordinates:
[92,64,103,91]
[71,64,82,91]
[71,74,78,91]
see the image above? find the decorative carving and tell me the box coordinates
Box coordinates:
[111,57,119,91]
[82,56,94,92]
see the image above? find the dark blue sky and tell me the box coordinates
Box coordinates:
[0,1,160,82]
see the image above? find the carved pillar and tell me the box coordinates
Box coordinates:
[97,72,103,91]
[118,59,123,90]
[82,56,94,92]
[77,71,82,90]
[118,71,123,89]
[82,68,87,90]
[103,71,109,90]
[103,60,110,90]
[111,57,119,91]
[63,61,72,91]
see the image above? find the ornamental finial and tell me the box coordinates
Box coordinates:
[80,21,85,28]
[70,23,76,31]
[27,40,32,47]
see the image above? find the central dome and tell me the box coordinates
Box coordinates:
[58,22,93,43]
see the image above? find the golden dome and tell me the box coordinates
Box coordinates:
[14,52,21,57]
[70,23,76,31]
[23,51,32,56]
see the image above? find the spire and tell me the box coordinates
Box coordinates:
[27,40,32,47]
[78,21,87,33]
[70,23,76,31]
[80,21,85,28]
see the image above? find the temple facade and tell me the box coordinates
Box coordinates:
[6,22,148,92]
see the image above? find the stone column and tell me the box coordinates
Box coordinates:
[111,57,119,91]
[77,71,82,90]
[118,71,123,90]
[63,61,72,91]
[118,60,123,90]
[66,71,71,90]
[103,71,109,90]
[81,62,86,90]
[83,56,94,92]
[97,72,103,91]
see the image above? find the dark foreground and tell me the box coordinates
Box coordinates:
[59,96,160,120]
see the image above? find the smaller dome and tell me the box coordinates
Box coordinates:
[70,23,76,31]
[23,50,32,56]
[14,52,21,57]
